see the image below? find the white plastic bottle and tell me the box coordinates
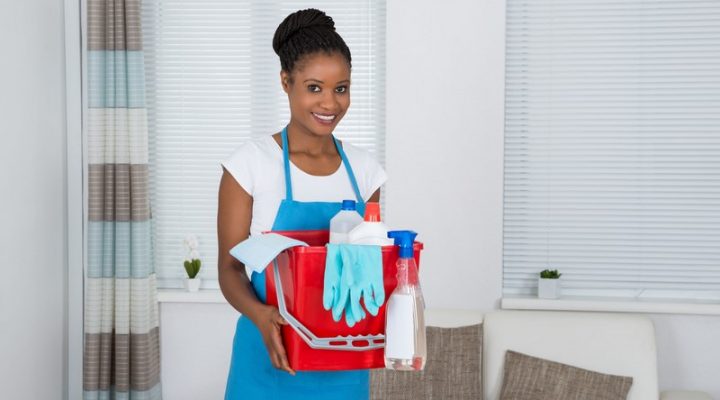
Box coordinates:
[384,230,426,371]
[347,202,394,246]
[329,200,363,244]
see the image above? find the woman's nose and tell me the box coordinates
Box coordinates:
[319,91,339,110]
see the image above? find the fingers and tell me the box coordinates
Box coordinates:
[349,287,364,324]
[322,282,335,311]
[344,294,366,327]
[323,246,342,311]
[344,308,356,327]
[373,280,385,305]
[269,318,295,375]
[363,288,380,316]
[332,286,349,322]
[273,311,288,325]
[367,281,385,315]
[259,307,294,375]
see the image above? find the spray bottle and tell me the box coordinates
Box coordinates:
[384,230,426,371]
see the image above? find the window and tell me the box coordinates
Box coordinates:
[503,0,720,301]
[142,0,386,288]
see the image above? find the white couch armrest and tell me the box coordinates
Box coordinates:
[483,311,659,400]
[661,390,713,400]
[424,308,483,328]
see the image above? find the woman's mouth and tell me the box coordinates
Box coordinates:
[312,112,336,125]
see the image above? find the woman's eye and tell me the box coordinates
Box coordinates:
[335,86,348,94]
[308,85,321,93]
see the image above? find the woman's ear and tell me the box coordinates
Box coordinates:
[280,71,291,93]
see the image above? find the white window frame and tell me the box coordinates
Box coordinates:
[502,0,720,314]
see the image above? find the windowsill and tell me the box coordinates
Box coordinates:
[158,288,227,304]
[502,295,720,316]
[157,290,720,316]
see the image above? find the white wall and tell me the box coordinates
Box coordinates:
[651,314,720,396]
[384,0,505,313]
[0,0,68,399]
[158,0,720,398]
[161,303,237,400]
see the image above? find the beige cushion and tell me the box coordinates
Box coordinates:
[500,350,633,400]
[370,324,482,400]
[483,311,658,400]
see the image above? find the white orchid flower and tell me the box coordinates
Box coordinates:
[184,235,199,251]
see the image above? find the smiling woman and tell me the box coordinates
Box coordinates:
[141,1,386,290]
[217,8,386,400]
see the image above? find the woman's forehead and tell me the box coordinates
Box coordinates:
[292,52,351,82]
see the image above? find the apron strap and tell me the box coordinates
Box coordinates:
[281,126,294,201]
[333,136,365,205]
[281,126,365,205]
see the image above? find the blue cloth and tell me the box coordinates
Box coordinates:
[225,126,369,400]
[323,244,384,327]
[229,233,308,273]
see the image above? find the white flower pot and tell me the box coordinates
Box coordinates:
[184,278,202,292]
[538,278,561,299]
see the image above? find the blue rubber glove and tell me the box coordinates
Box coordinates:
[324,244,362,325]
[323,244,344,314]
[333,244,385,327]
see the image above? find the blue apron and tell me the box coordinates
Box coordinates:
[225,127,369,400]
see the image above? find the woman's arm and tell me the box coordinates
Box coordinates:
[217,168,295,375]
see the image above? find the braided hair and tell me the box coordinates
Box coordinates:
[272,9,352,75]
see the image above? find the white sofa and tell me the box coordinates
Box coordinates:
[423,309,712,400]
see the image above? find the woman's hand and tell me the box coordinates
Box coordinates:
[255,304,296,375]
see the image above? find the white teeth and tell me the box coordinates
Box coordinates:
[313,113,335,121]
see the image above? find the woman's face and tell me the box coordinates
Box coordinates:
[281,51,351,137]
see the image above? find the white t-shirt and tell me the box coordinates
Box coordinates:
[222,135,387,236]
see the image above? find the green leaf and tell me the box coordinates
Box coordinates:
[184,259,201,279]
[540,268,561,279]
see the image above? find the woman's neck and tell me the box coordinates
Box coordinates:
[285,121,337,156]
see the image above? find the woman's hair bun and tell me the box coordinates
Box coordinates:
[272,8,335,55]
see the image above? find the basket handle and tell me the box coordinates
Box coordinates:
[272,258,386,351]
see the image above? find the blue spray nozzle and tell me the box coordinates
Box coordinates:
[341,200,357,211]
[387,230,418,258]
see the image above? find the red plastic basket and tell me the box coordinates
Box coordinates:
[264,230,423,371]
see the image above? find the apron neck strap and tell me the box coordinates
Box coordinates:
[281,126,364,204]
[281,126,294,201]
[333,136,365,205]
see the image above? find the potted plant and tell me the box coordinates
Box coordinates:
[183,235,202,292]
[538,269,562,299]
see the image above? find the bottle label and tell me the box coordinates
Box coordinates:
[329,232,348,244]
[384,294,415,360]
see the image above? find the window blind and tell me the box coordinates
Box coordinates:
[141,0,386,288]
[503,0,720,301]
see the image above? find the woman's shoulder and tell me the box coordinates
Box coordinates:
[221,135,282,195]
[340,140,381,167]
[224,135,281,164]
[338,139,387,198]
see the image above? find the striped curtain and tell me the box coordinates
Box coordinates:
[84,1,162,399]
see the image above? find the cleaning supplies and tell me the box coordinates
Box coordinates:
[384,230,426,371]
[229,233,308,273]
[323,243,345,320]
[347,202,394,246]
[323,243,385,327]
[339,244,385,325]
[329,200,363,244]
